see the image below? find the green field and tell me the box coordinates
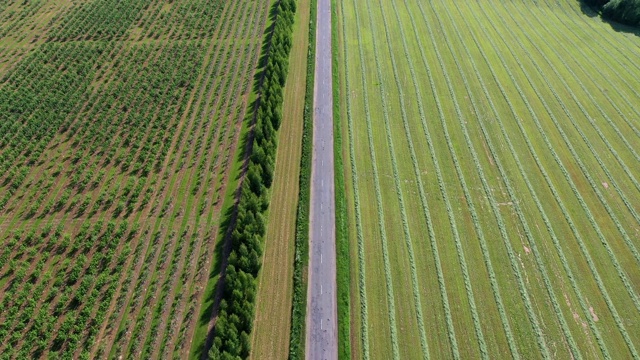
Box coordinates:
[0,0,270,358]
[335,0,640,358]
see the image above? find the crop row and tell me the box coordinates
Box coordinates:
[348,0,404,357]
[172,0,269,355]
[472,0,640,322]
[551,0,640,72]
[443,4,591,359]
[128,4,264,358]
[0,0,45,38]
[402,1,524,358]
[0,0,265,357]
[501,2,640,229]
[102,0,264,356]
[50,0,154,42]
[372,0,494,357]
[338,0,371,357]
[423,0,560,357]
[0,220,137,358]
[453,0,640,355]
[437,2,615,358]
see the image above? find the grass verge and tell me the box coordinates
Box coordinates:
[286,0,317,357]
[331,0,351,357]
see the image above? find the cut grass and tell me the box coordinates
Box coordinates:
[337,0,640,357]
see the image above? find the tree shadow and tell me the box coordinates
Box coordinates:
[577,0,601,18]
[251,4,282,94]
[191,203,236,360]
[603,17,640,36]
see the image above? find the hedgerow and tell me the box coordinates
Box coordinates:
[207,0,297,358]
[602,0,640,25]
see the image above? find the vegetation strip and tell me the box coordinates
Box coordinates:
[287,0,316,356]
[207,0,298,357]
[330,0,352,357]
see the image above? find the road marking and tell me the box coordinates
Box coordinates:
[321,253,323,264]
[321,318,323,330]
[321,285,323,294]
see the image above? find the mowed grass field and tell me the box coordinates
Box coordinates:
[0,0,270,358]
[335,0,640,358]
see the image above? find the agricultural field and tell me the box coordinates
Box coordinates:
[0,0,272,358]
[335,0,640,358]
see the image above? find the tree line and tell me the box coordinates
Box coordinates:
[208,0,297,358]
[583,0,640,26]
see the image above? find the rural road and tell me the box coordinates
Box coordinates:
[305,0,337,356]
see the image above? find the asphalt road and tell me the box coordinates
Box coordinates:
[305,0,337,356]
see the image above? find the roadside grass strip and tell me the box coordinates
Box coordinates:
[287,0,315,356]
[451,1,640,356]
[331,0,352,356]
[338,0,370,357]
